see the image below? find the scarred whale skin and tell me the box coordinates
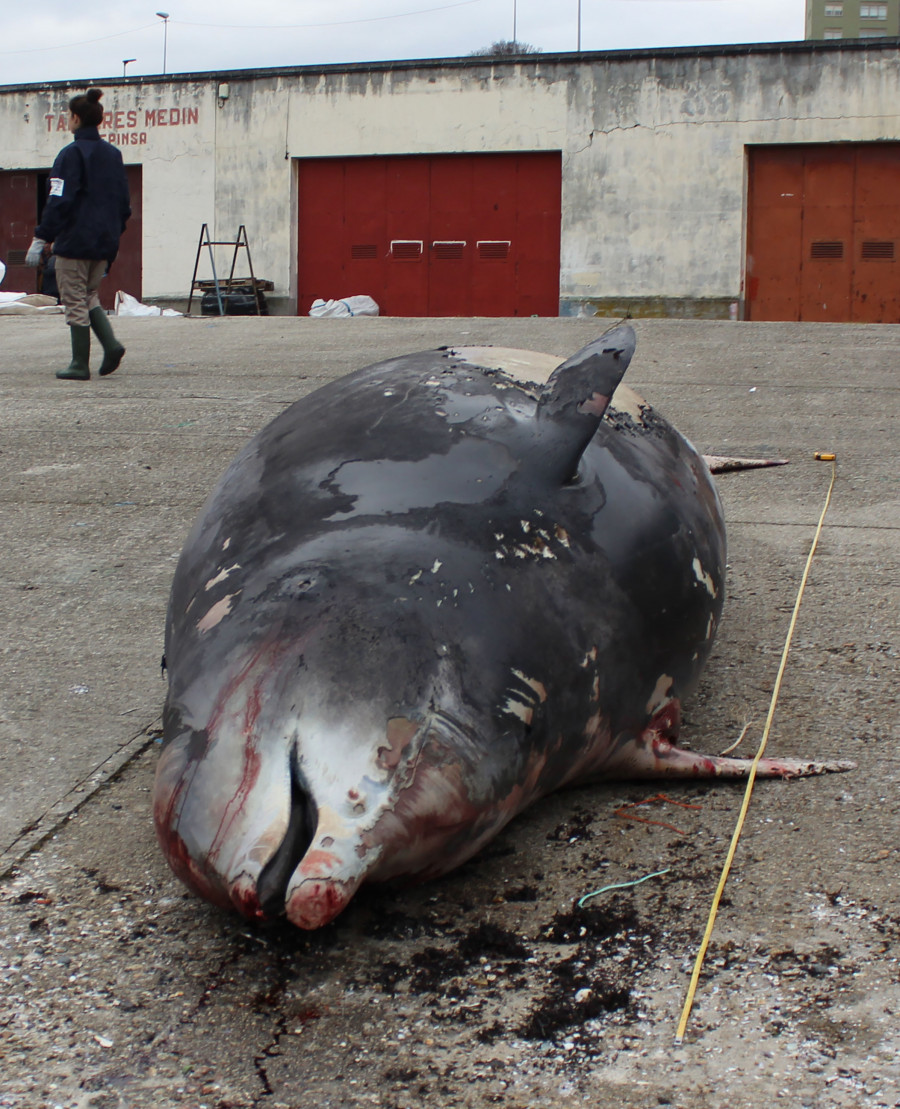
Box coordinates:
[154,326,846,930]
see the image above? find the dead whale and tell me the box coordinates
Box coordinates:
[154,326,847,930]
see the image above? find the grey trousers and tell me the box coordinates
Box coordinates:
[55,257,107,327]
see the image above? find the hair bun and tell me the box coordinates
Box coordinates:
[86,88,103,103]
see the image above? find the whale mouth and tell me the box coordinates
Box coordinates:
[256,750,318,917]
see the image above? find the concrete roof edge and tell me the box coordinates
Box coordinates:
[2,37,900,94]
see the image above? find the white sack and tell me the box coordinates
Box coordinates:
[309,295,379,318]
[115,290,181,317]
[0,292,63,315]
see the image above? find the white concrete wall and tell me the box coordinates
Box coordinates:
[561,48,900,305]
[208,66,567,304]
[2,43,899,312]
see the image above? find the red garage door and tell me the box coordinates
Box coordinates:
[0,166,142,309]
[297,152,562,317]
[746,144,900,322]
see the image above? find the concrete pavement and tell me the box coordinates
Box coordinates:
[1,313,898,1108]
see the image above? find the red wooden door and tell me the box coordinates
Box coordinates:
[429,156,474,317]
[0,171,40,295]
[745,148,805,321]
[798,147,854,322]
[470,157,517,317]
[297,152,561,317]
[513,155,562,317]
[108,165,143,308]
[853,146,900,322]
[384,156,430,316]
[747,144,900,322]
[0,165,141,308]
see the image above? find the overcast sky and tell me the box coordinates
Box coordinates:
[1,0,805,87]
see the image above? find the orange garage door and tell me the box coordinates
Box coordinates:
[746,143,900,322]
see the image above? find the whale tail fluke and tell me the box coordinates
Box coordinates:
[703,455,789,473]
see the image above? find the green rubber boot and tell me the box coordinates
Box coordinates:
[89,307,126,376]
[56,325,91,380]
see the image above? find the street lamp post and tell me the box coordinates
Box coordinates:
[123,58,136,76]
[156,12,170,74]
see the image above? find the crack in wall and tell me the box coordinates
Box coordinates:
[587,112,897,138]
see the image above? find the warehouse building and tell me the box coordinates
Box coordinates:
[1,37,899,321]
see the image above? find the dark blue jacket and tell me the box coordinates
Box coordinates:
[35,127,131,263]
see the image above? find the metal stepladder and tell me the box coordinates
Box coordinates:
[186,224,271,316]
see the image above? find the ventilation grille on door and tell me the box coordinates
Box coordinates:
[861,240,895,260]
[478,240,511,260]
[810,241,844,259]
[390,240,423,260]
[6,250,26,265]
[433,241,465,260]
[351,244,378,260]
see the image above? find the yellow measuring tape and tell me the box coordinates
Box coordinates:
[674,453,838,1045]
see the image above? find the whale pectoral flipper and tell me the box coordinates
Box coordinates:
[603,732,855,779]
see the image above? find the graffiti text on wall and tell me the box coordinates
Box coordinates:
[44,107,200,146]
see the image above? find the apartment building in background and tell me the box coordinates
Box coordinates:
[806,0,900,38]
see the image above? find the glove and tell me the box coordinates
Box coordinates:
[25,238,46,267]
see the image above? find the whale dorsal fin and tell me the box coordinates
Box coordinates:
[533,324,636,484]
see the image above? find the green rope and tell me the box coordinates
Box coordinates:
[577,868,671,909]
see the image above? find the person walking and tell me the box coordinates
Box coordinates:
[26,88,131,381]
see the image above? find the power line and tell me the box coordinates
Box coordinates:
[0,0,488,56]
[173,0,486,31]
[0,22,159,57]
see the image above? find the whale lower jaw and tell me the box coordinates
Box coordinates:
[187,754,542,929]
[284,875,365,930]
